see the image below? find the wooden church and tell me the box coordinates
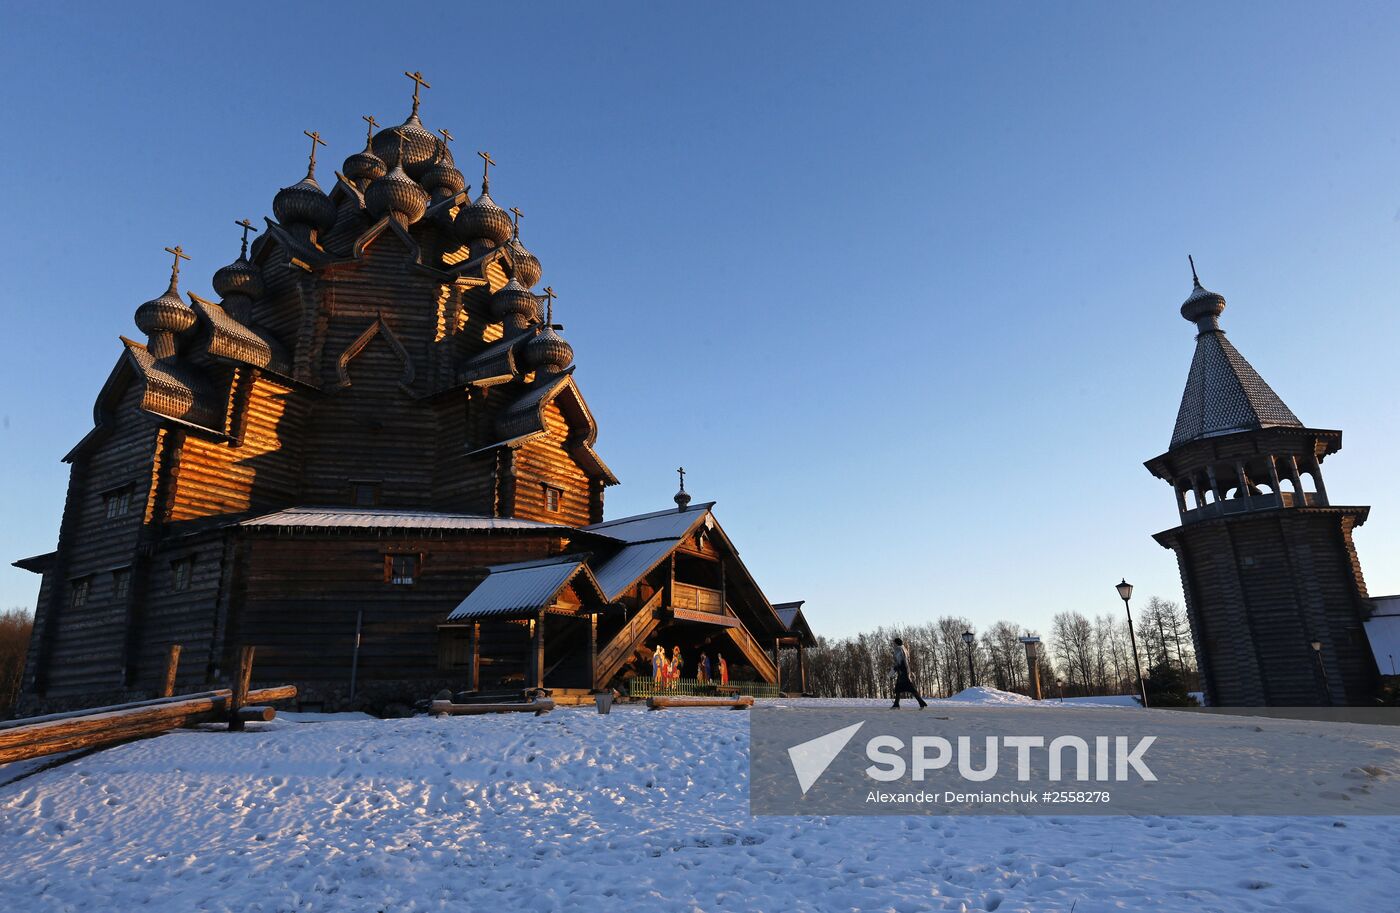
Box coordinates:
[1144,263,1378,705]
[14,74,812,713]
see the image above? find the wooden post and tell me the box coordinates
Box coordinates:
[531,612,545,688]
[797,641,807,694]
[467,622,480,692]
[588,612,599,690]
[773,637,781,689]
[161,644,182,698]
[229,646,255,732]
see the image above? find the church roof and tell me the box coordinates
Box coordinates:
[1169,276,1303,449]
[585,502,715,602]
[445,555,604,621]
[1170,329,1302,448]
[240,506,577,532]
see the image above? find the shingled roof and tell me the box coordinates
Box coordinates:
[1170,329,1302,449]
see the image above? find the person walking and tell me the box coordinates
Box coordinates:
[891,637,927,709]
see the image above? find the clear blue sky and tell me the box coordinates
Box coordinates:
[2,2,1399,640]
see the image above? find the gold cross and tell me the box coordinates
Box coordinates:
[404,70,431,114]
[303,130,327,172]
[164,245,191,286]
[477,150,496,187]
[438,128,454,145]
[509,206,523,237]
[235,218,258,258]
[362,114,379,144]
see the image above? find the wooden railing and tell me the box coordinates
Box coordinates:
[723,609,779,684]
[671,582,723,613]
[627,676,780,699]
[593,589,664,689]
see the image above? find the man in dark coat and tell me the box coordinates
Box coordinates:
[891,637,927,709]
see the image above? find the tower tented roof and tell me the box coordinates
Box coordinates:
[1170,322,1302,449]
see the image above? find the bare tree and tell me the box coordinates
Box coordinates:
[0,608,35,717]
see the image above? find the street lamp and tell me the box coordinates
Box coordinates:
[1116,578,1149,708]
[961,630,977,688]
[1310,639,1333,705]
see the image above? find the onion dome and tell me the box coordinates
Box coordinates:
[273,173,336,233]
[212,255,264,302]
[136,246,197,359]
[1181,256,1226,332]
[344,114,387,188]
[506,237,542,288]
[274,131,336,233]
[454,188,513,246]
[213,220,265,306]
[674,467,691,510]
[366,158,430,226]
[422,152,465,199]
[491,278,539,331]
[372,113,444,181]
[525,327,573,375]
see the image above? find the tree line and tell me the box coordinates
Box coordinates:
[781,597,1197,700]
[0,608,34,717]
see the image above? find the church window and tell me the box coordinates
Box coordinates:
[171,557,193,592]
[352,481,381,507]
[70,577,90,608]
[544,485,562,513]
[103,486,132,519]
[112,569,131,601]
[387,554,419,585]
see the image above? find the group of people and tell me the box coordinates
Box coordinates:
[651,644,728,688]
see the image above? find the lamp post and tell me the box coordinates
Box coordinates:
[1116,579,1149,708]
[961,630,977,688]
[1310,639,1333,705]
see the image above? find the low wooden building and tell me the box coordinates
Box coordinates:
[15,79,808,713]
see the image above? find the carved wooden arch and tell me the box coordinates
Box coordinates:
[334,315,416,396]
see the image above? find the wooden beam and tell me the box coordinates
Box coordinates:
[467,622,480,692]
[430,699,554,716]
[0,685,297,764]
[160,644,182,698]
[646,695,754,711]
[588,613,598,690]
[531,612,545,688]
[229,645,254,732]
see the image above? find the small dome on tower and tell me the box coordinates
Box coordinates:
[422,160,466,198]
[135,283,196,339]
[273,174,337,234]
[491,278,539,330]
[506,236,542,288]
[136,245,196,359]
[1180,257,1226,331]
[365,161,430,226]
[453,188,513,246]
[372,114,443,181]
[344,148,387,186]
[525,327,573,375]
[212,255,264,302]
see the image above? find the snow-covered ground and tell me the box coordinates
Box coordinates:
[2,692,1398,912]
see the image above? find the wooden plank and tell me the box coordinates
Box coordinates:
[229,645,255,732]
[429,699,554,716]
[646,695,754,711]
[160,644,182,698]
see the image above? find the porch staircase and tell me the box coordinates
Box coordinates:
[592,589,664,689]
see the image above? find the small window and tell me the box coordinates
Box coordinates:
[544,485,562,513]
[387,554,419,585]
[112,569,131,601]
[70,577,90,608]
[352,482,381,507]
[103,486,132,519]
[171,557,193,592]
